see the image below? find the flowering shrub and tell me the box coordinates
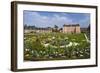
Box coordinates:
[24,33,90,61]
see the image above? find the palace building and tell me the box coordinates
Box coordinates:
[63,24,81,34]
[24,24,81,34]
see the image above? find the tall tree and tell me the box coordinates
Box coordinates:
[54,25,58,32]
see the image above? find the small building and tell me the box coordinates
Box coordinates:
[63,24,81,34]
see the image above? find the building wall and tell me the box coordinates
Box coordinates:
[63,25,81,34]
[76,26,81,33]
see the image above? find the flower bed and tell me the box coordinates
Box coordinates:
[24,32,90,61]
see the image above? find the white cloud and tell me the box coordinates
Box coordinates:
[28,12,73,28]
[24,11,90,28]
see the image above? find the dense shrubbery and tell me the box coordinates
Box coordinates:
[24,33,90,61]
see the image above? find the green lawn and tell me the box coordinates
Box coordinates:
[24,32,90,61]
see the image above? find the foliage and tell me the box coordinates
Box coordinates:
[24,32,90,61]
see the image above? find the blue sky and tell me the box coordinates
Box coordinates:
[23,10,90,28]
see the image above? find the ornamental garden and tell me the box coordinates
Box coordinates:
[24,24,90,61]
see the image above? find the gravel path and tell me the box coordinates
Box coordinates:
[84,34,90,42]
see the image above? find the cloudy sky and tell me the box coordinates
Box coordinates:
[23,10,90,28]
